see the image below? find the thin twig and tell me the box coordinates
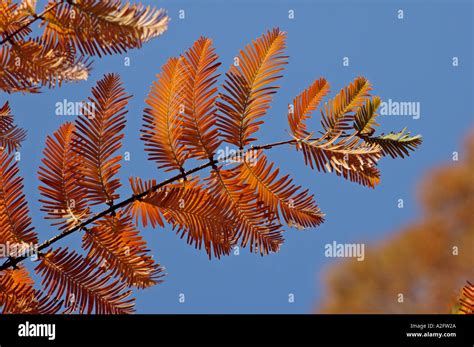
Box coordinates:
[0,139,299,271]
[0,1,64,46]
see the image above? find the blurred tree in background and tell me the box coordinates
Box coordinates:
[318,131,474,313]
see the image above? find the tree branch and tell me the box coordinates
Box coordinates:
[0,139,299,271]
[0,1,64,46]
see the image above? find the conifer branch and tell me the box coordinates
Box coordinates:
[0,138,299,271]
[0,1,63,46]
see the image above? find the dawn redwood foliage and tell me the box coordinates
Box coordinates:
[0,0,169,93]
[459,282,474,314]
[0,2,422,314]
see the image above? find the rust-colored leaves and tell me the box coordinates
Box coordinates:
[181,37,222,160]
[41,0,169,57]
[0,0,169,93]
[36,248,135,314]
[288,76,422,188]
[0,101,26,153]
[217,28,288,149]
[0,27,423,315]
[74,73,130,205]
[0,265,62,314]
[83,211,165,289]
[129,178,235,258]
[0,151,37,245]
[142,57,187,173]
[289,78,330,139]
[38,122,90,230]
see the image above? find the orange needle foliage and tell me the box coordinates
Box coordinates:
[0,0,169,93]
[0,28,422,314]
[457,282,473,314]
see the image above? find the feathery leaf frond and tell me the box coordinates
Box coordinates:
[1,0,167,93]
[16,0,38,16]
[0,265,62,314]
[321,76,371,136]
[0,265,34,313]
[35,248,135,314]
[0,102,27,153]
[361,128,423,159]
[0,45,40,93]
[0,0,92,94]
[129,178,235,259]
[289,78,330,139]
[0,40,91,93]
[237,150,324,229]
[128,178,164,229]
[83,211,165,288]
[8,39,90,86]
[353,96,381,135]
[0,0,32,43]
[0,151,37,244]
[38,122,90,230]
[459,282,474,314]
[41,0,169,57]
[142,57,188,172]
[0,30,425,311]
[74,73,130,205]
[298,134,382,188]
[217,28,288,149]
[206,168,284,254]
[181,37,222,160]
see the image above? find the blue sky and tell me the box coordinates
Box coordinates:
[4,0,473,313]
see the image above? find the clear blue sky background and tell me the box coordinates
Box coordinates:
[4,0,473,313]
